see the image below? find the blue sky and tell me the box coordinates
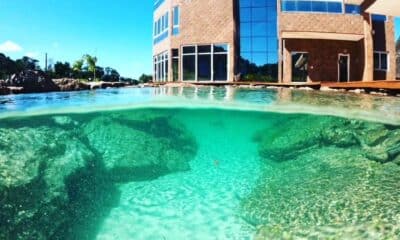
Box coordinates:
[0,1,399,78]
[0,0,153,78]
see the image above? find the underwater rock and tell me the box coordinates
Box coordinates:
[0,126,94,239]
[84,114,197,175]
[257,116,357,161]
[241,147,400,239]
[256,115,400,164]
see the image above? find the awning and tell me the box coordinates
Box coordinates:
[366,0,400,17]
[282,32,364,41]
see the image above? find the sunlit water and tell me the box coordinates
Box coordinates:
[0,87,400,239]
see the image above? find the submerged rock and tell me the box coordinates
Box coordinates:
[0,126,93,239]
[0,109,198,239]
[84,113,197,176]
[241,147,400,239]
[255,115,400,164]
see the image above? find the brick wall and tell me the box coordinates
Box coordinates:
[280,13,365,35]
[170,0,236,81]
[283,39,365,82]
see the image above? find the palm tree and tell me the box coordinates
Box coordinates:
[72,59,84,79]
[83,54,97,81]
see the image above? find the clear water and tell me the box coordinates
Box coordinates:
[0,87,400,239]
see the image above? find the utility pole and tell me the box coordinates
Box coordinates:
[45,53,48,72]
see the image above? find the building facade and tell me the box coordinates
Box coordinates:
[153,0,396,83]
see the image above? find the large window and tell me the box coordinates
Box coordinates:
[153,51,169,82]
[372,14,387,22]
[172,49,179,81]
[154,0,165,11]
[173,6,180,35]
[281,0,343,13]
[153,12,169,45]
[374,51,388,71]
[239,0,278,82]
[182,44,229,81]
[344,4,360,15]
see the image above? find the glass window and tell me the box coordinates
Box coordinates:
[281,0,343,14]
[373,53,380,70]
[345,4,361,14]
[252,7,268,22]
[214,44,229,53]
[372,14,387,22]
[374,52,388,71]
[172,49,179,57]
[183,46,196,54]
[327,2,342,13]
[173,6,180,25]
[297,1,312,12]
[312,1,327,12]
[197,55,211,80]
[173,6,180,36]
[239,0,278,81]
[252,22,268,36]
[183,55,196,81]
[173,58,179,81]
[213,54,228,81]
[240,23,252,37]
[198,45,211,53]
[252,37,267,52]
[380,54,387,70]
[240,7,251,22]
[240,37,252,52]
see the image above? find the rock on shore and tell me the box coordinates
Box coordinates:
[0,70,131,95]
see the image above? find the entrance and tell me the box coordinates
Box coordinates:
[338,54,350,82]
[292,52,309,82]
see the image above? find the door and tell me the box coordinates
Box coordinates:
[292,52,309,82]
[338,54,350,82]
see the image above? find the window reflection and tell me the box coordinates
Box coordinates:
[239,0,278,82]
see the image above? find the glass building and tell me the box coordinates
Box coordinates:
[152,0,396,83]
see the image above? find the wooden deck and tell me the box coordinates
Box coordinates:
[153,80,400,95]
[322,81,400,91]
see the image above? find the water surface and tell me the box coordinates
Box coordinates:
[0,87,399,239]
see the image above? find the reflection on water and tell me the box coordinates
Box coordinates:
[0,86,399,124]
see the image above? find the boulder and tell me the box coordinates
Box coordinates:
[256,115,400,163]
[53,78,90,91]
[84,113,197,178]
[0,126,93,239]
[6,70,59,93]
[257,116,357,162]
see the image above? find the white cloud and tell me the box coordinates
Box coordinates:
[0,40,23,53]
[25,51,39,58]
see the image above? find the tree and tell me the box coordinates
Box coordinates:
[54,61,72,78]
[139,74,152,83]
[83,54,97,81]
[102,67,120,82]
[15,56,40,71]
[72,59,84,78]
[0,53,18,79]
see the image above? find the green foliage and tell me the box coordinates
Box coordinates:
[139,74,152,83]
[0,54,39,79]
[53,62,72,78]
[242,73,276,82]
[83,54,97,81]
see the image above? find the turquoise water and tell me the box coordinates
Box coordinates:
[0,87,400,239]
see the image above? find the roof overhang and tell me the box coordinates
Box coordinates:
[366,0,400,17]
[281,32,364,41]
